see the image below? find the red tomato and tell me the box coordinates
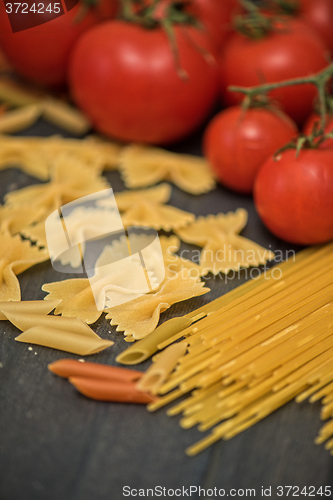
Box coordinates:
[69,21,219,145]
[0,1,116,87]
[203,106,297,194]
[94,0,119,21]
[219,18,328,125]
[186,0,238,53]
[299,0,333,57]
[254,148,333,244]
[303,113,333,148]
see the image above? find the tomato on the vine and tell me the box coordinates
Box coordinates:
[69,20,219,145]
[203,106,297,194]
[0,0,117,87]
[219,18,328,125]
[299,0,333,57]
[254,148,333,245]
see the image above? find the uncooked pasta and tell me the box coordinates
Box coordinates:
[143,243,333,456]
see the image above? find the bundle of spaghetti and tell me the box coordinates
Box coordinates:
[147,243,333,456]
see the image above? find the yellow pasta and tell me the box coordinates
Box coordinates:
[0,204,45,235]
[140,243,333,457]
[116,317,193,365]
[41,98,91,136]
[0,231,49,301]
[0,134,121,180]
[106,269,209,340]
[112,184,195,231]
[15,326,113,356]
[0,299,61,321]
[4,311,99,336]
[137,342,188,394]
[114,184,171,209]
[176,209,275,274]
[0,77,91,135]
[0,104,43,134]
[42,278,101,325]
[5,153,110,211]
[119,144,216,194]
[0,77,42,107]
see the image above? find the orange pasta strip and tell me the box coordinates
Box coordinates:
[48,359,142,383]
[69,377,157,404]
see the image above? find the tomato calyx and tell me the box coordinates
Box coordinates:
[118,0,210,79]
[274,126,333,159]
[233,0,296,39]
[264,0,299,15]
[120,0,197,29]
[233,0,274,39]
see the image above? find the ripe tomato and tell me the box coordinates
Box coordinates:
[303,113,333,148]
[299,0,333,57]
[94,0,118,21]
[254,148,333,244]
[203,106,297,194]
[219,18,328,125]
[69,21,219,145]
[0,1,117,87]
[186,0,238,53]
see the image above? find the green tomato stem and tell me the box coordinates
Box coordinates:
[229,62,333,133]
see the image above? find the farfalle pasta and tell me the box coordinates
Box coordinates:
[176,209,275,274]
[0,204,45,235]
[0,231,49,301]
[42,278,101,325]
[5,153,110,211]
[0,134,121,181]
[42,244,156,323]
[110,184,195,231]
[119,144,216,194]
[105,269,210,340]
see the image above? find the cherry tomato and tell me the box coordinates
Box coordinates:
[299,0,333,57]
[303,113,333,148]
[219,18,328,125]
[69,21,219,145]
[203,106,297,194]
[0,1,116,87]
[186,0,238,53]
[254,148,333,244]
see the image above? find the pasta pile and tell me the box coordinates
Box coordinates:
[143,244,333,456]
[0,132,273,346]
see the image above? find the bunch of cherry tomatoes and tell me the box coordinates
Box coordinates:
[0,0,333,245]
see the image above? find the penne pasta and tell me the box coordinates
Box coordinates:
[69,377,156,404]
[15,326,113,356]
[48,359,143,383]
[137,342,188,394]
[5,311,99,336]
[0,299,61,321]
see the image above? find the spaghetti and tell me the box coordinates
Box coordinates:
[145,243,333,456]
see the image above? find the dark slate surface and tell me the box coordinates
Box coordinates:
[0,120,332,500]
